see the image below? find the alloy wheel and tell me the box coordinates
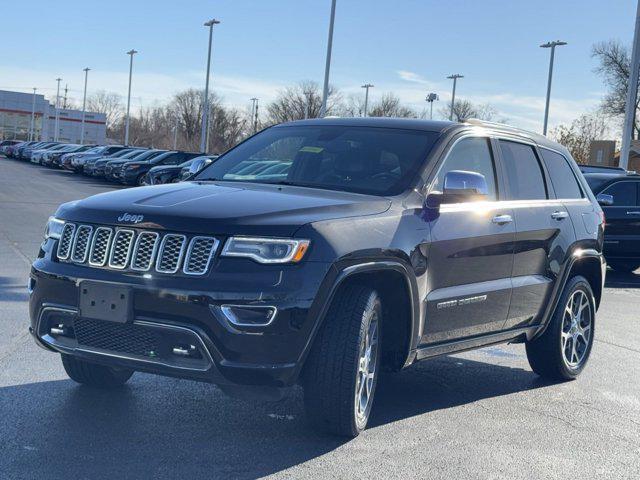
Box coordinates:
[561,289,592,368]
[354,313,379,424]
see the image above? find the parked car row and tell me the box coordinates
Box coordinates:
[1,140,218,186]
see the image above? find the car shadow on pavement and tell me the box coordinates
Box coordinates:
[369,353,551,428]
[0,355,552,480]
[604,268,640,288]
[0,276,29,302]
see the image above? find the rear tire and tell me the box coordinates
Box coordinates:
[525,275,595,381]
[61,354,134,388]
[608,261,639,273]
[303,284,382,437]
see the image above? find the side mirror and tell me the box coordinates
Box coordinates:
[596,193,614,206]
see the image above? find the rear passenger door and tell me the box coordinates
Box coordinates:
[598,180,640,259]
[497,140,576,330]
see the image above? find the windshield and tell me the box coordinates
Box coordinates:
[195,126,439,195]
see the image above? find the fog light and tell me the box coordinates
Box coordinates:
[220,305,277,327]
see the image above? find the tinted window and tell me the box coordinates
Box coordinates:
[500,141,547,200]
[540,149,583,199]
[196,126,439,196]
[431,137,497,200]
[602,181,639,206]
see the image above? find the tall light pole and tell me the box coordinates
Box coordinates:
[426,93,438,120]
[447,74,463,121]
[200,18,221,153]
[361,83,374,117]
[173,112,179,150]
[620,1,640,170]
[80,67,90,144]
[54,78,62,141]
[540,40,567,136]
[124,49,137,146]
[250,97,259,133]
[320,0,337,118]
[29,88,37,141]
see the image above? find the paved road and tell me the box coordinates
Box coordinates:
[0,158,638,480]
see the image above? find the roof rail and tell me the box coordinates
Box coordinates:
[464,118,534,135]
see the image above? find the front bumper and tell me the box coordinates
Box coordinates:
[29,240,332,387]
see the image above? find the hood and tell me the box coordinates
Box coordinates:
[56,181,391,236]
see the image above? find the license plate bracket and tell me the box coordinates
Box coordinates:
[79,281,132,323]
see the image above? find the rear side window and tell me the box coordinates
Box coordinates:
[499,141,547,200]
[602,181,639,206]
[540,149,583,199]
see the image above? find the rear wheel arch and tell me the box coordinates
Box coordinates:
[569,255,604,309]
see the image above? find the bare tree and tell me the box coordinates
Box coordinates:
[549,113,609,164]
[86,90,124,129]
[368,93,417,118]
[267,81,341,124]
[592,40,640,138]
[438,99,497,122]
[339,93,366,117]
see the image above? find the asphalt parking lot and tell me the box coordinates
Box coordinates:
[0,158,639,479]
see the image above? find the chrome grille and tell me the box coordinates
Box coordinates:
[156,234,186,273]
[89,227,113,266]
[58,223,215,275]
[108,229,135,269]
[57,223,76,260]
[184,237,218,275]
[131,232,159,271]
[71,225,93,263]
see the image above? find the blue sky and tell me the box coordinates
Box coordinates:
[1,0,636,131]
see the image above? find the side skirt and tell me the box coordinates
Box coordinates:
[414,325,540,361]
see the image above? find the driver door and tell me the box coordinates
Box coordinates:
[422,136,515,344]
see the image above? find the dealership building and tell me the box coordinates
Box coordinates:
[0,89,106,144]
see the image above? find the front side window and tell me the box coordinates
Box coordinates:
[500,141,547,200]
[602,181,639,206]
[431,137,498,200]
[540,148,583,199]
[196,126,439,196]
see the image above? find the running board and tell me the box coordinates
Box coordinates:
[415,326,540,361]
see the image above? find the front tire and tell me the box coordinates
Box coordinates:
[61,354,134,388]
[303,284,382,437]
[526,275,595,381]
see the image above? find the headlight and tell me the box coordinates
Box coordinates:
[44,217,65,240]
[221,237,310,264]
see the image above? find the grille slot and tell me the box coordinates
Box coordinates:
[156,234,186,273]
[108,229,135,269]
[71,225,93,263]
[131,232,159,271]
[89,227,113,266]
[57,223,76,260]
[74,318,160,358]
[184,236,218,275]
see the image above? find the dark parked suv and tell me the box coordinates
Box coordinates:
[29,118,605,437]
[584,171,640,272]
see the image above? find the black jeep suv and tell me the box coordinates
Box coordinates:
[29,118,605,437]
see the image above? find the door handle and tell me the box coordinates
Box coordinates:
[626,211,640,215]
[551,211,569,220]
[492,214,513,224]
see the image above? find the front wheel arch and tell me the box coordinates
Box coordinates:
[298,260,419,380]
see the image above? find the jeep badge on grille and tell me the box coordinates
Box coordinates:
[117,213,144,224]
